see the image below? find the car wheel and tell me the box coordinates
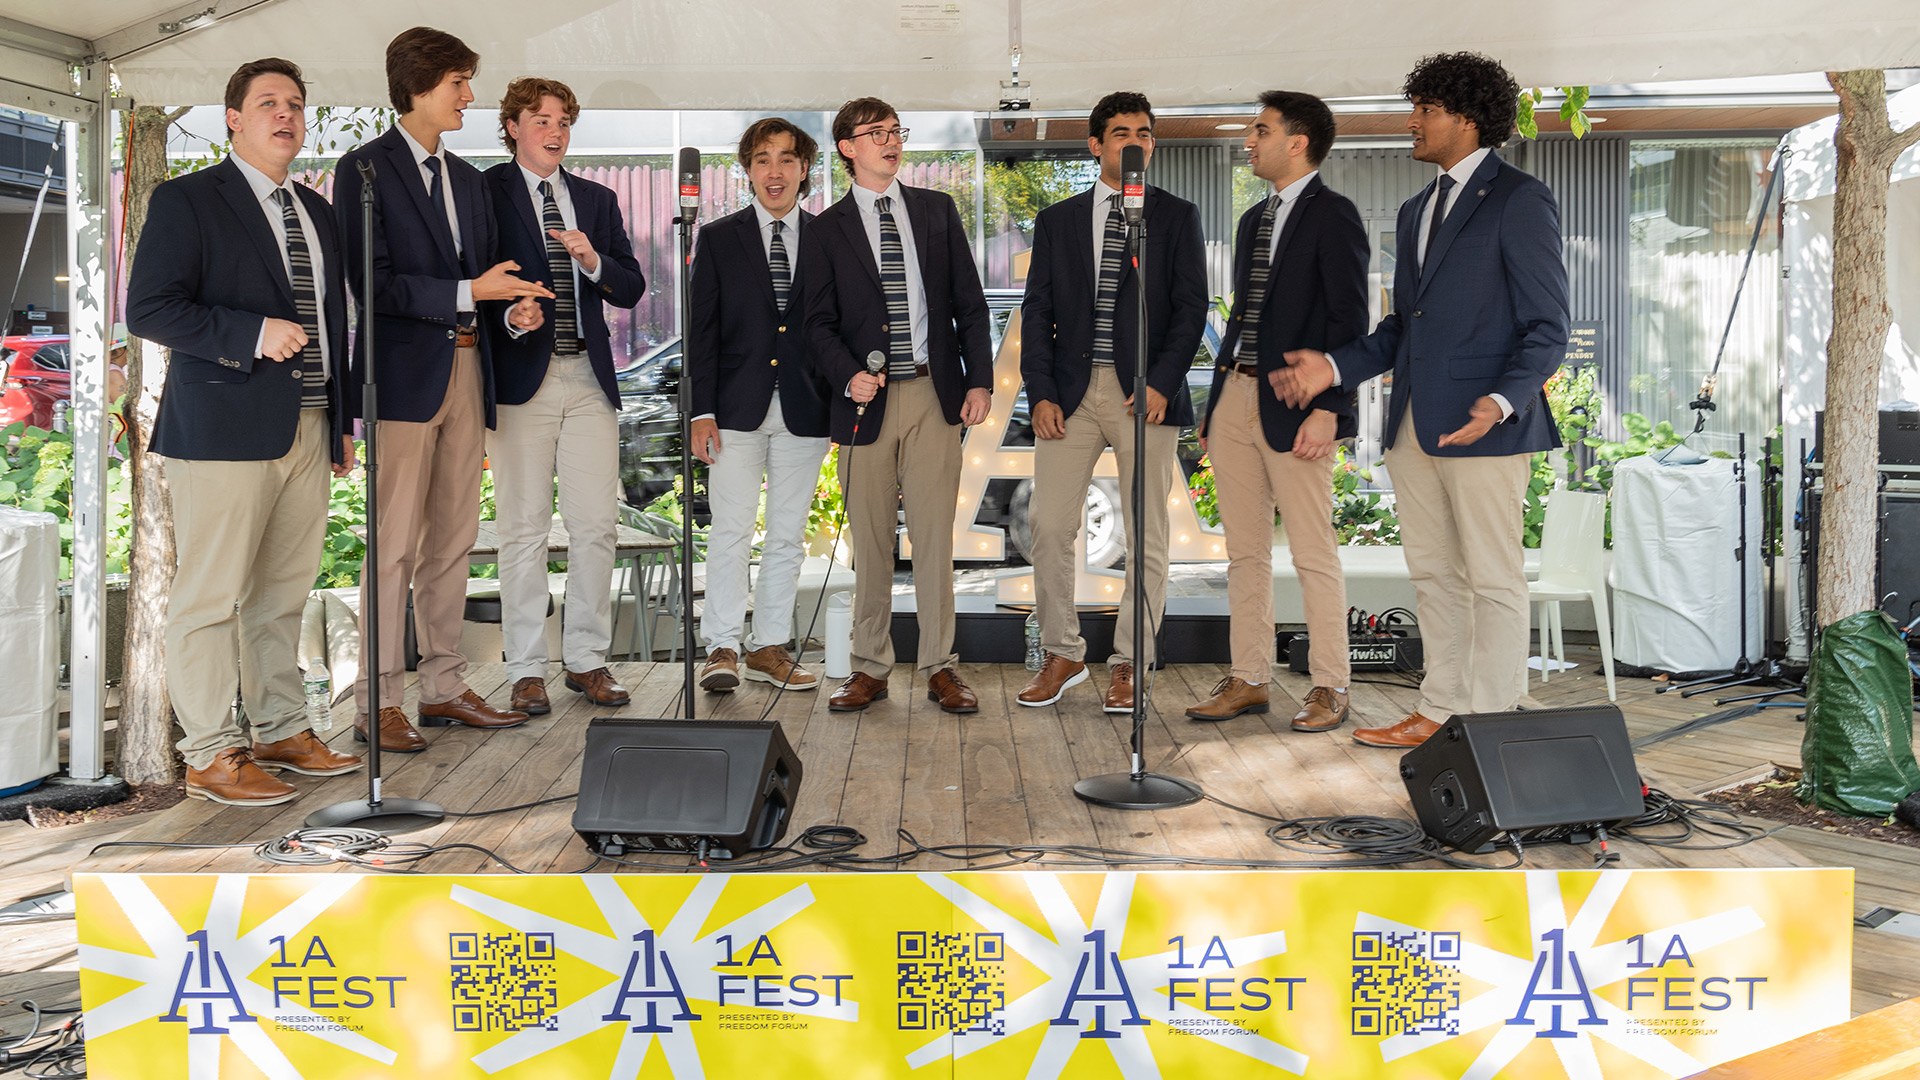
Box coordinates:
[1008,478,1127,569]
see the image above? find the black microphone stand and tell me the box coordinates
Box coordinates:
[1075,203,1201,810]
[672,202,699,717]
[308,159,444,831]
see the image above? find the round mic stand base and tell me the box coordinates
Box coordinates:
[304,795,445,834]
[1074,771,1202,810]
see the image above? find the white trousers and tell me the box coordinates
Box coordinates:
[701,396,829,653]
[489,353,621,679]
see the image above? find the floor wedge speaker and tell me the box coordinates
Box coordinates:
[1399,705,1645,854]
[574,718,802,860]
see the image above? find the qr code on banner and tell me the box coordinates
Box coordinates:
[449,932,560,1033]
[896,931,1007,1034]
[1350,930,1463,1038]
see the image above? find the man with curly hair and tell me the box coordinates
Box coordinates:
[1272,52,1569,748]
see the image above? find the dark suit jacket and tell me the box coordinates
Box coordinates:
[484,163,647,409]
[687,205,831,437]
[800,184,993,445]
[1329,150,1568,456]
[127,156,349,463]
[1200,174,1369,451]
[334,126,502,427]
[1020,185,1206,428]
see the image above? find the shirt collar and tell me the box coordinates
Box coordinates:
[753,198,798,233]
[850,179,904,214]
[1442,147,1491,189]
[229,152,290,206]
[1274,169,1317,205]
[518,162,563,199]
[1093,178,1122,207]
[395,123,444,172]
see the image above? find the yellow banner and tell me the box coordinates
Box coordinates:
[75,867,1850,1078]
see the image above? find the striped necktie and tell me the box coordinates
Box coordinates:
[1235,194,1281,362]
[539,180,580,354]
[1091,193,1127,365]
[768,218,792,313]
[273,189,327,409]
[874,195,916,380]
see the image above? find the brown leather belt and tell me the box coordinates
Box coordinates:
[1229,361,1260,378]
[454,329,478,349]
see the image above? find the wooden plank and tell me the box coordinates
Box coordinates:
[1696,995,1920,1078]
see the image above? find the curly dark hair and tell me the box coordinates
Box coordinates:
[1402,52,1519,148]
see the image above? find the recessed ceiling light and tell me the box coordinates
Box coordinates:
[1215,122,1247,131]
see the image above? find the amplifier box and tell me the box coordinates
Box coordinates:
[1286,633,1422,673]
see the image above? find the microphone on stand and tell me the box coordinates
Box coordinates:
[677,147,702,224]
[854,350,886,419]
[1120,144,1146,227]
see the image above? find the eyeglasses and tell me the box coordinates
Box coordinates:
[851,126,910,145]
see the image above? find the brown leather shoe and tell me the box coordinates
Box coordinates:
[253,730,364,776]
[1352,711,1441,748]
[829,672,888,712]
[926,668,978,714]
[700,648,740,693]
[355,706,428,753]
[1105,662,1148,715]
[1185,676,1269,722]
[1017,653,1087,707]
[743,645,819,690]
[186,747,297,806]
[511,677,551,716]
[565,667,631,706]
[419,690,530,729]
[1291,686,1351,732]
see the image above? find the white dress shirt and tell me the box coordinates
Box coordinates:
[848,180,929,366]
[395,123,474,314]
[506,164,604,341]
[231,152,330,376]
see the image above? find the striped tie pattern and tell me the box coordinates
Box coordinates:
[1235,194,1281,362]
[874,196,916,380]
[1091,194,1127,365]
[539,180,580,354]
[274,189,327,409]
[768,218,792,313]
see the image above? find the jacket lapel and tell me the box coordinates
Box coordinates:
[214,159,294,306]
[1263,176,1322,303]
[383,130,458,273]
[736,210,778,314]
[907,185,937,281]
[500,166,545,265]
[835,194,882,291]
[1417,151,1501,298]
[1066,188,1097,306]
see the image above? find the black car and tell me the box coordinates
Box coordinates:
[615,337,686,509]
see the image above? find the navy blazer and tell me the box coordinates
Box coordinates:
[1329,150,1568,456]
[687,204,831,438]
[1200,174,1369,451]
[1019,185,1207,429]
[799,184,994,445]
[484,163,647,409]
[127,157,349,463]
[334,126,502,427]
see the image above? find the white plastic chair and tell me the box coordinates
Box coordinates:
[1528,486,1616,701]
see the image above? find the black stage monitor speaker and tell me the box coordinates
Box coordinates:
[1399,705,1644,854]
[573,718,802,860]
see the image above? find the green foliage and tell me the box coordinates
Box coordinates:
[167,104,397,179]
[1188,454,1219,526]
[1331,447,1400,546]
[1517,86,1595,140]
[808,447,844,542]
[316,451,366,589]
[0,421,130,577]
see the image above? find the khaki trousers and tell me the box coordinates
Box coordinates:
[839,378,961,678]
[354,347,486,714]
[1207,371,1350,686]
[165,408,331,768]
[1030,366,1176,666]
[1385,407,1533,719]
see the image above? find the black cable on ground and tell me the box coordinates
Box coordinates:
[0,1001,84,1078]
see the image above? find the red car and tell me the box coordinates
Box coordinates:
[0,334,71,431]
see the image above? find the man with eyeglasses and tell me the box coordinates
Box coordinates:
[800,97,994,715]
[1015,91,1207,714]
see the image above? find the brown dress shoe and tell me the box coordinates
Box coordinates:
[743,645,819,690]
[419,690,530,729]
[926,668,978,714]
[700,648,741,693]
[1017,653,1088,707]
[1291,686,1352,732]
[186,747,297,806]
[252,730,364,776]
[1185,676,1269,722]
[1104,662,1144,715]
[1352,711,1441,748]
[355,706,428,753]
[565,667,632,706]
[829,672,888,712]
[511,677,551,716]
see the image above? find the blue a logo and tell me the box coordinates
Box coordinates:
[1050,930,1147,1039]
[1507,929,1605,1038]
[602,929,701,1033]
[162,930,256,1034]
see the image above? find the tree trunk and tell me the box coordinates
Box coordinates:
[115,104,189,785]
[1817,71,1920,625]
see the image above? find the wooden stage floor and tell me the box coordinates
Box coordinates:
[6,647,1920,1025]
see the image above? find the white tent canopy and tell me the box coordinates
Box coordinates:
[5,0,1920,111]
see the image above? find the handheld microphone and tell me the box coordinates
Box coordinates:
[677,147,701,223]
[855,350,886,418]
[1120,144,1146,226]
